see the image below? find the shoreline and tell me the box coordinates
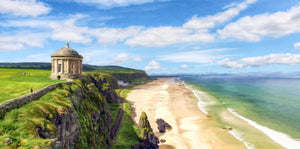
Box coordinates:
[126,77,247,149]
[183,77,300,149]
[227,108,300,149]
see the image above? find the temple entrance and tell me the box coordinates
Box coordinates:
[57,76,61,80]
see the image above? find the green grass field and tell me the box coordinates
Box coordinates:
[0,68,63,103]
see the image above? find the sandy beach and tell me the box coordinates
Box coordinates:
[126,77,247,149]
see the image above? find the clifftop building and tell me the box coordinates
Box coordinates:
[50,43,83,80]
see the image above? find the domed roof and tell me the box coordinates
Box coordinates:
[51,43,82,58]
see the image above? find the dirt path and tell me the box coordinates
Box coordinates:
[111,90,124,139]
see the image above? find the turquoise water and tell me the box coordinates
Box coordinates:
[182,76,300,147]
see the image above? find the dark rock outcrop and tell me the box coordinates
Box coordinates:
[156,118,172,133]
[132,112,159,149]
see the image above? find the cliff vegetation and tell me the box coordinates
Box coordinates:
[0,65,152,149]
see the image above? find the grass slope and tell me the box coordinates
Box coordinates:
[112,89,140,149]
[0,86,72,148]
[0,68,63,103]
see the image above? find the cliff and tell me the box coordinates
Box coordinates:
[0,71,148,148]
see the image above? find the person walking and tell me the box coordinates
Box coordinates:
[31,88,33,93]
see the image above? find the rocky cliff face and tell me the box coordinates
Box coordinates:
[49,108,80,148]
[89,73,119,103]
[59,75,115,148]
[132,112,159,149]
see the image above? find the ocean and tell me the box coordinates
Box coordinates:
[181,76,300,149]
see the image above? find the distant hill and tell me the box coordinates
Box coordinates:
[0,62,144,73]
[0,62,51,70]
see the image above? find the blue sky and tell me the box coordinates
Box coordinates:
[1,0,300,74]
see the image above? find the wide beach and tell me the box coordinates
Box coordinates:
[126,77,247,149]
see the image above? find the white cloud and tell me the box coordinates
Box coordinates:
[179,46,201,50]
[125,0,256,47]
[132,57,142,62]
[145,60,161,71]
[191,46,201,50]
[0,0,256,48]
[0,34,44,51]
[218,3,300,41]
[73,0,161,8]
[183,0,257,31]
[2,14,142,45]
[26,53,50,62]
[219,53,300,69]
[50,14,92,44]
[125,26,215,47]
[80,50,107,63]
[167,64,191,72]
[181,64,190,69]
[159,49,231,63]
[91,26,142,45]
[111,53,142,64]
[114,53,129,64]
[0,0,51,17]
[223,2,238,10]
[0,14,93,44]
[294,42,300,50]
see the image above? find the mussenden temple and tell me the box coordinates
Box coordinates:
[50,43,83,80]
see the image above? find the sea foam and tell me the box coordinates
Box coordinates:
[181,81,212,115]
[227,128,254,149]
[228,108,300,149]
[181,80,254,148]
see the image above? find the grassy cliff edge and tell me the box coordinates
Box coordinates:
[0,66,150,148]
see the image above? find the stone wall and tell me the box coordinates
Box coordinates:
[0,82,73,118]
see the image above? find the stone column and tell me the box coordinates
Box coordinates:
[78,60,81,74]
[55,58,58,74]
[73,63,75,74]
[67,59,70,73]
[51,59,54,73]
[80,60,82,74]
[71,61,73,74]
[75,61,77,74]
[52,58,54,74]
[61,59,65,73]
